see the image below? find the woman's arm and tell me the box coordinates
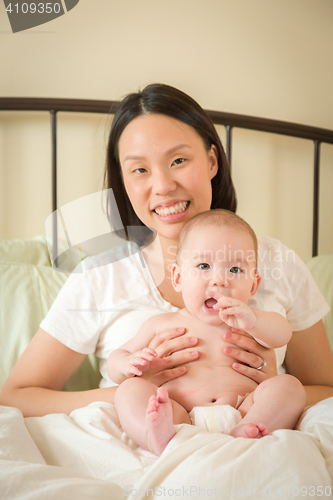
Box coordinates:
[0,329,117,417]
[284,320,333,406]
[0,327,200,417]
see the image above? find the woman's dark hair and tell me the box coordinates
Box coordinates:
[104,83,237,245]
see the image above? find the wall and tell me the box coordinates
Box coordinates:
[0,0,332,261]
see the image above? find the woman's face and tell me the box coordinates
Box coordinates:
[118,114,218,244]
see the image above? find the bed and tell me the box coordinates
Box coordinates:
[0,99,333,499]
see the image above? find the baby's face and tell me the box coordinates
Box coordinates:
[173,224,260,325]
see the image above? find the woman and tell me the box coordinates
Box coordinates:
[0,84,332,417]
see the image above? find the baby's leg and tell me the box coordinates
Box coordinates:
[230,374,306,439]
[115,377,190,455]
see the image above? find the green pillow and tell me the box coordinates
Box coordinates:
[0,235,51,266]
[0,236,101,391]
[306,255,333,353]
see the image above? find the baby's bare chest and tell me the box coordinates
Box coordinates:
[156,314,230,362]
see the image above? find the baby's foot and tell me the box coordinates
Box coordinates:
[146,387,176,455]
[230,422,269,439]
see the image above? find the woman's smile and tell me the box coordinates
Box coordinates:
[153,200,190,218]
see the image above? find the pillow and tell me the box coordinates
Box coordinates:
[306,255,333,353]
[0,235,51,266]
[0,236,101,391]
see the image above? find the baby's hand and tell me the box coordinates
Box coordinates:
[121,348,167,378]
[207,291,257,331]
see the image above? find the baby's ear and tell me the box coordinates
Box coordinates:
[171,263,182,292]
[250,271,261,297]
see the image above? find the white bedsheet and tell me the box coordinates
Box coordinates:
[1,398,332,499]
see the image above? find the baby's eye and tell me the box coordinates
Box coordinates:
[198,263,210,270]
[172,158,186,166]
[230,267,242,274]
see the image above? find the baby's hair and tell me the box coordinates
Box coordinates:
[177,209,258,267]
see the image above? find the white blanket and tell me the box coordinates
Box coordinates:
[1,398,333,500]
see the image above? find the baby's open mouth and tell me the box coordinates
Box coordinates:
[205,298,218,309]
[154,201,189,217]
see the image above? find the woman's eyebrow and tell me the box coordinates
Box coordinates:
[166,144,192,155]
[123,144,192,163]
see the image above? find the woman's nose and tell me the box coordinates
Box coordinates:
[151,168,177,195]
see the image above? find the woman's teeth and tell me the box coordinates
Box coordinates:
[154,201,189,217]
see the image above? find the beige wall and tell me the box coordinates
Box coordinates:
[0,0,332,261]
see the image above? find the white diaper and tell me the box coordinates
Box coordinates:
[189,396,247,435]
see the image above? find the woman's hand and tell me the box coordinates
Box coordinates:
[223,328,277,384]
[140,327,199,386]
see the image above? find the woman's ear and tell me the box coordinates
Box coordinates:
[250,271,261,297]
[209,145,218,179]
[171,263,182,292]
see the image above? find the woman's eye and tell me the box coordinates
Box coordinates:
[198,263,210,270]
[230,267,242,274]
[172,158,186,166]
[133,167,147,174]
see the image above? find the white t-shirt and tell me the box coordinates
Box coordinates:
[40,236,330,388]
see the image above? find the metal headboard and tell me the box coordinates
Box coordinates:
[1,97,333,257]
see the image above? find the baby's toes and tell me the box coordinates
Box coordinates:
[247,424,260,438]
[156,387,169,403]
[147,396,159,414]
[257,423,269,436]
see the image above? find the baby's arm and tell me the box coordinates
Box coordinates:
[107,317,167,384]
[209,292,292,348]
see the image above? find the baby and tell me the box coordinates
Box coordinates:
[108,209,306,455]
